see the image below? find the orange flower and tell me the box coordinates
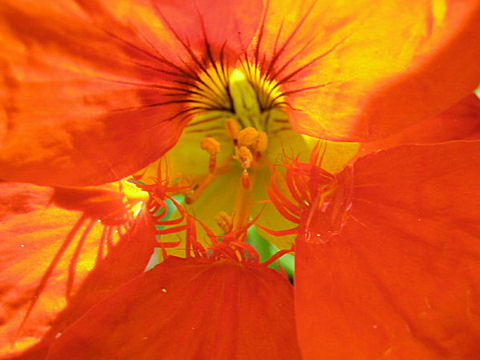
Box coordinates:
[1,0,480,359]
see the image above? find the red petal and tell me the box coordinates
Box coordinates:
[296,141,480,359]
[45,257,301,360]
[360,94,480,153]
[255,0,480,140]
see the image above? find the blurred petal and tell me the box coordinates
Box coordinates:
[296,141,480,359]
[0,0,262,186]
[255,0,480,140]
[360,94,480,153]
[0,183,155,358]
[45,257,301,360]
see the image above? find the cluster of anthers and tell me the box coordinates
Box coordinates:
[199,118,269,193]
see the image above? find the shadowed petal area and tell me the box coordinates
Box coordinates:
[296,141,480,359]
[0,0,262,186]
[256,0,480,140]
[360,94,480,153]
[45,257,301,360]
[0,183,101,355]
[0,183,156,358]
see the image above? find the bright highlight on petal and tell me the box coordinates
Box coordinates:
[253,0,480,140]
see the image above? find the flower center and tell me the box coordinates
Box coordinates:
[156,62,304,233]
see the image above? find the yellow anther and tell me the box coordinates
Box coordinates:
[254,131,268,153]
[225,118,241,140]
[201,137,220,155]
[237,127,258,147]
[215,211,232,233]
[236,146,253,169]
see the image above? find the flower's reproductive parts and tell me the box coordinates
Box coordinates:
[159,60,311,240]
[138,55,358,252]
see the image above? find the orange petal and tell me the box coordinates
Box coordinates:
[295,141,480,359]
[360,94,480,153]
[0,183,97,355]
[0,183,156,358]
[0,1,186,185]
[45,257,301,360]
[254,0,480,140]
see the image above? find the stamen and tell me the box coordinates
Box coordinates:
[215,211,232,233]
[225,118,241,140]
[241,169,251,190]
[201,137,221,173]
[254,131,268,153]
[235,146,253,169]
[185,173,216,204]
[237,127,259,147]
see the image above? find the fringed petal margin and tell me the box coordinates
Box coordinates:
[295,141,480,359]
[255,0,480,140]
[0,183,157,359]
[44,257,301,360]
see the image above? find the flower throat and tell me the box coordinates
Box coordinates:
[159,61,296,233]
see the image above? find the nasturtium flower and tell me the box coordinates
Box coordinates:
[1,0,480,185]
[1,0,480,359]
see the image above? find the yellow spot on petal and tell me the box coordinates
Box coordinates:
[432,0,446,24]
[230,68,246,82]
[120,178,149,201]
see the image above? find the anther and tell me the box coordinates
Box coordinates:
[225,118,241,140]
[237,127,259,147]
[215,211,232,233]
[201,137,220,173]
[254,131,268,153]
[236,146,253,169]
